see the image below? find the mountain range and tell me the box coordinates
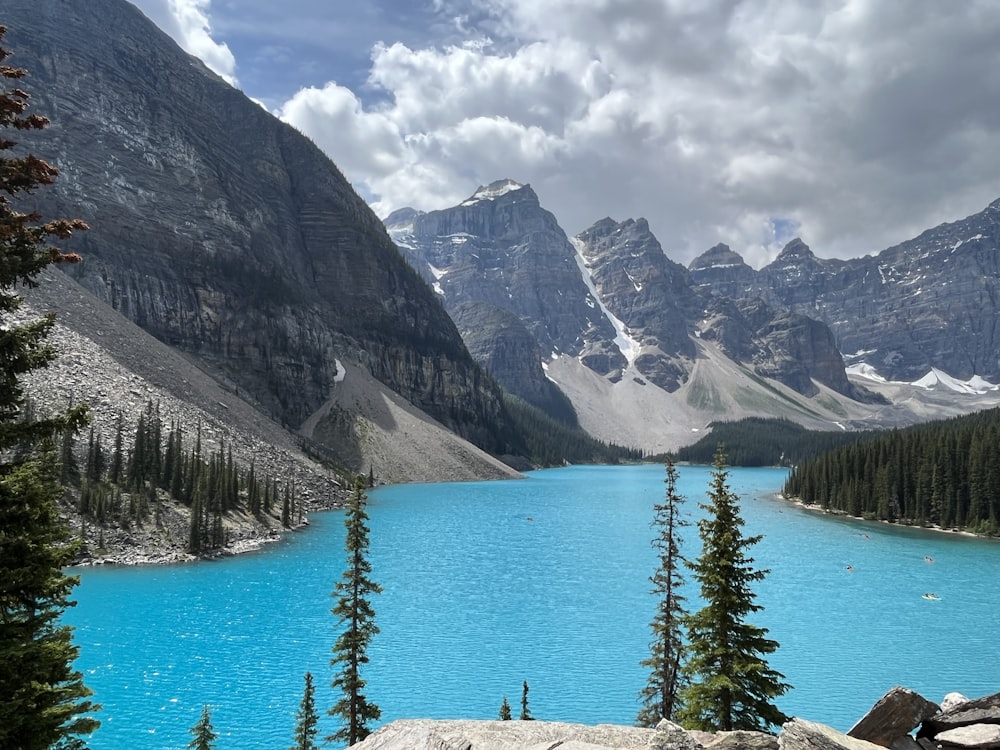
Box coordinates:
[387,180,1000,450]
[6,0,1000,475]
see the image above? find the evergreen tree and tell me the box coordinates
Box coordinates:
[188,705,217,750]
[637,458,689,726]
[59,422,78,485]
[328,477,382,746]
[0,27,99,749]
[291,671,319,750]
[499,696,512,720]
[109,414,124,484]
[677,447,789,732]
[519,680,533,720]
[282,482,292,527]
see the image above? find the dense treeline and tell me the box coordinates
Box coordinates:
[58,400,298,553]
[501,393,643,466]
[673,418,878,466]
[783,407,1000,535]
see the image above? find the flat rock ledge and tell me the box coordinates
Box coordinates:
[348,688,1000,750]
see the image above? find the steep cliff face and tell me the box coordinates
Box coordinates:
[386,180,621,419]
[451,302,578,425]
[389,181,619,359]
[690,199,1000,383]
[6,0,508,459]
[574,217,701,391]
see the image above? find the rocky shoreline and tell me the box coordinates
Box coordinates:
[346,686,1000,750]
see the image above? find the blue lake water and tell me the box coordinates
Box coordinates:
[66,464,1000,749]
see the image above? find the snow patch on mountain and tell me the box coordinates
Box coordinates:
[845,363,886,382]
[913,368,997,394]
[569,237,641,366]
[848,363,997,394]
[461,179,524,206]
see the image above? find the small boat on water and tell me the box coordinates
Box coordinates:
[922,593,941,601]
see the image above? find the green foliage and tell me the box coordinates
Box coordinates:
[674,417,877,467]
[519,680,534,721]
[188,705,218,750]
[677,447,789,732]
[328,477,382,746]
[500,392,643,467]
[63,400,300,553]
[783,406,1000,534]
[291,671,320,750]
[0,26,98,749]
[499,696,512,721]
[637,459,689,726]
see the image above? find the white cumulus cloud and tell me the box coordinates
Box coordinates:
[128,0,238,85]
[137,0,1000,268]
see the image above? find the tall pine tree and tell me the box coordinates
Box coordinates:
[328,477,382,746]
[519,680,533,720]
[0,26,99,750]
[291,671,319,750]
[188,705,217,750]
[637,458,689,726]
[677,447,789,732]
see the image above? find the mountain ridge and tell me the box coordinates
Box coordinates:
[388,182,1000,451]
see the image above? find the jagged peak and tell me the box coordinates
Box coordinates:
[461,178,528,206]
[774,237,815,261]
[689,243,748,271]
[575,217,620,242]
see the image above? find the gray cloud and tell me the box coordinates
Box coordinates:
[135,0,1000,267]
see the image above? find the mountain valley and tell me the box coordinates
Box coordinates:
[5,0,1000,494]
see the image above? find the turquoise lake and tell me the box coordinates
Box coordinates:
[66,464,1000,749]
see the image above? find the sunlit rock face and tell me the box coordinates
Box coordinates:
[7,0,509,457]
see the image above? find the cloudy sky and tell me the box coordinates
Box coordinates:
[128,0,1000,267]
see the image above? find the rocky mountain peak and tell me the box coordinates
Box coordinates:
[688,243,757,299]
[460,178,530,207]
[773,237,816,264]
[689,243,749,271]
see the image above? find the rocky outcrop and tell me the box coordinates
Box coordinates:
[346,688,1000,750]
[846,687,940,747]
[844,688,1000,750]
[5,0,512,468]
[918,692,1000,743]
[699,297,879,401]
[452,301,579,425]
[574,217,700,391]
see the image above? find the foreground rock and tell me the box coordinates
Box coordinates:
[847,687,940,746]
[348,688,1000,750]
[348,719,656,750]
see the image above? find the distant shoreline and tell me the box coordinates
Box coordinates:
[778,493,997,541]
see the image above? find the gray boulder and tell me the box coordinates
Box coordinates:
[847,687,940,746]
[780,719,886,750]
[701,729,779,750]
[921,692,1000,735]
[650,720,703,750]
[935,724,1000,749]
[346,719,656,750]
